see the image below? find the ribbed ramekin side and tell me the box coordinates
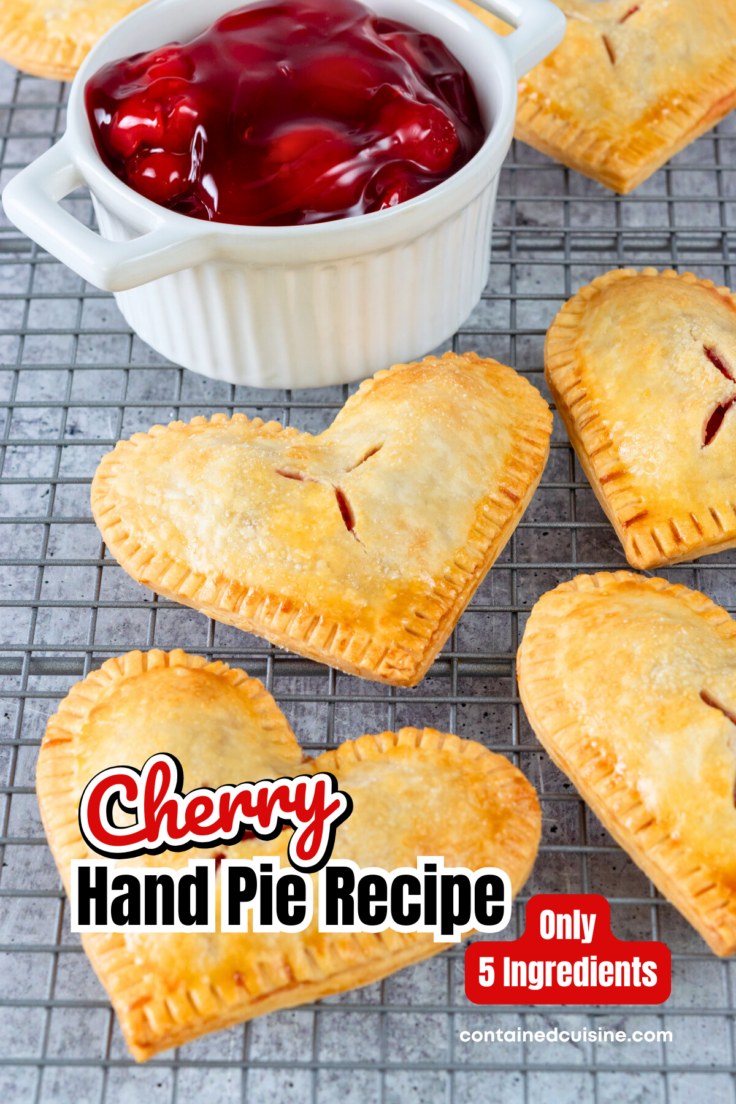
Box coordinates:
[96,176,499,388]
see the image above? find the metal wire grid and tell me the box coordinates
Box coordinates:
[2,58,736,1104]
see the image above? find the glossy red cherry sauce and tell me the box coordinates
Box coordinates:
[85,0,485,226]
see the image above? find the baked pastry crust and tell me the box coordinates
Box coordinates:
[37,648,541,1060]
[0,1,151,81]
[545,268,736,569]
[518,571,736,956]
[91,352,551,686]
[454,0,736,193]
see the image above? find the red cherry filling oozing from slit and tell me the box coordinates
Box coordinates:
[703,400,735,447]
[84,0,484,226]
[704,346,736,382]
[702,346,736,446]
[334,488,355,532]
[276,469,358,536]
[275,446,381,538]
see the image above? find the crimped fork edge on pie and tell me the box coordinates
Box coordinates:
[37,648,542,1059]
[0,0,151,81]
[518,571,736,956]
[545,268,736,569]
[454,0,736,194]
[90,353,552,687]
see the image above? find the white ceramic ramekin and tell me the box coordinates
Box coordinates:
[2,0,563,387]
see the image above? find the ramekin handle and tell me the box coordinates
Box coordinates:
[470,0,566,78]
[1,139,206,292]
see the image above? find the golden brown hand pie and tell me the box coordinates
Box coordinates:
[91,352,551,686]
[454,0,736,193]
[37,648,541,1060]
[0,1,151,81]
[545,268,736,569]
[518,571,736,956]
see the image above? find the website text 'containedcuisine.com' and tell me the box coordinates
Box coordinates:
[459,1027,673,1045]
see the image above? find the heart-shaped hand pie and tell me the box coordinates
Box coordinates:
[0,0,150,82]
[518,571,736,956]
[455,0,736,192]
[91,352,551,686]
[546,268,736,569]
[37,649,541,1060]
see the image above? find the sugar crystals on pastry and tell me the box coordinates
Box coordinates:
[91,352,552,686]
[518,571,736,957]
[37,648,541,1059]
[455,0,736,193]
[0,1,151,82]
[545,268,736,569]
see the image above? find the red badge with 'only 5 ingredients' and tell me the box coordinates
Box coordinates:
[466,894,671,1005]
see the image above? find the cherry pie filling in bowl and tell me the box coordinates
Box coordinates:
[84,0,486,227]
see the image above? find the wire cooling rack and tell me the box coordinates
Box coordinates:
[2,56,736,1104]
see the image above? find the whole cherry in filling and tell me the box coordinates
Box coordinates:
[85,0,485,226]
